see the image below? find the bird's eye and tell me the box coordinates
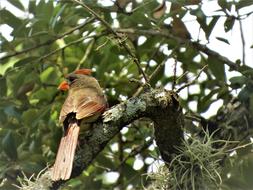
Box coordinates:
[67,76,76,83]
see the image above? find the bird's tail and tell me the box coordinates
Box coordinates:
[52,122,80,181]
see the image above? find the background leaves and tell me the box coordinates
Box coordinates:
[0,0,252,189]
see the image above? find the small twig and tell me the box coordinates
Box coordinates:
[0,17,95,61]
[117,133,124,189]
[130,78,145,86]
[76,39,95,70]
[206,11,253,20]
[133,60,166,97]
[73,0,116,35]
[176,71,189,83]
[95,38,109,51]
[184,115,201,123]
[237,10,253,19]
[225,115,250,153]
[149,60,166,81]
[172,56,177,90]
[39,35,97,61]
[236,8,246,65]
[226,141,253,152]
[72,0,149,83]
[176,65,208,93]
[2,35,96,76]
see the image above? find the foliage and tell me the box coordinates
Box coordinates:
[147,131,226,190]
[0,0,253,189]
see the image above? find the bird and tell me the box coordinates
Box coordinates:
[52,69,107,181]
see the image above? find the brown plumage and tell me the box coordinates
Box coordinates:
[52,72,107,181]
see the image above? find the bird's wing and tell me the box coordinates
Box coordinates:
[59,88,106,122]
[75,96,106,120]
[59,94,75,123]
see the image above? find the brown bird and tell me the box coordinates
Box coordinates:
[52,69,107,181]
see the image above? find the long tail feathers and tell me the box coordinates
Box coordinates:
[52,122,80,181]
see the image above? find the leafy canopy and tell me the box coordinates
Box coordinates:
[0,0,253,189]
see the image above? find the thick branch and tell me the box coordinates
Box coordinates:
[20,88,183,190]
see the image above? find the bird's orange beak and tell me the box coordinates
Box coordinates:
[58,81,69,91]
[74,68,92,75]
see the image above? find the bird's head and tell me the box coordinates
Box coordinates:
[57,68,92,91]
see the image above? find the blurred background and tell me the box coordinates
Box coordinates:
[0,0,252,189]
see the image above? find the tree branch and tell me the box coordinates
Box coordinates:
[75,39,95,70]
[38,36,95,61]
[19,88,183,190]
[72,0,149,83]
[133,60,166,97]
[176,65,208,93]
[115,28,251,73]
[236,8,246,65]
[0,17,95,61]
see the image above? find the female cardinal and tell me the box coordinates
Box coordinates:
[52,69,107,181]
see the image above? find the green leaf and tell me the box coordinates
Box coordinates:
[217,85,229,98]
[208,55,226,81]
[197,89,219,113]
[128,10,151,27]
[236,0,253,9]
[8,0,25,10]
[31,88,56,102]
[68,180,82,187]
[240,66,253,78]
[8,67,33,97]
[39,66,58,84]
[249,94,253,115]
[0,109,7,124]
[238,85,253,103]
[229,76,247,89]
[190,8,208,37]
[224,17,235,32]
[17,82,35,99]
[20,161,44,174]
[11,22,30,38]
[96,154,115,169]
[14,57,38,67]
[2,131,18,160]
[218,0,233,11]
[0,9,22,28]
[122,162,138,178]
[206,16,219,38]
[22,109,38,126]
[216,37,230,45]
[28,1,36,15]
[4,106,20,118]
[36,0,54,21]
[0,76,7,97]
[218,0,226,9]
[51,3,67,29]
